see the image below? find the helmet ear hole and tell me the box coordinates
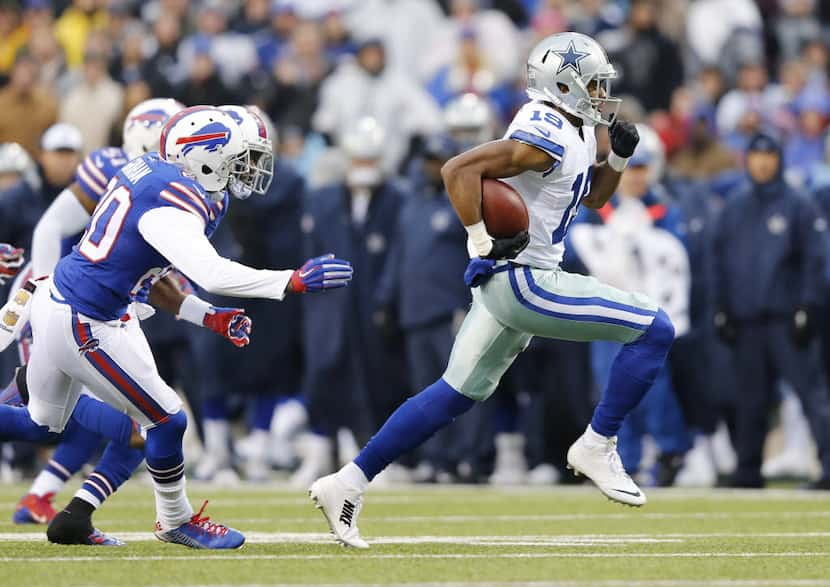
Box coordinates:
[557,83,569,94]
[202,164,213,174]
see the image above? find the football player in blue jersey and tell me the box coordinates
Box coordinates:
[2,99,185,539]
[0,104,299,546]
[20,105,352,549]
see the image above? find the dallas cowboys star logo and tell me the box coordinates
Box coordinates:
[554,41,589,75]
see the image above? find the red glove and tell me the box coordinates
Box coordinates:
[0,244,24,285]
[203,307,252,348]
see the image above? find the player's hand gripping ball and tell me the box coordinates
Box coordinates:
[480,179,530,260]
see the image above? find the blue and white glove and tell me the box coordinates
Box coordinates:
[290,253,353,293]
[464,257,497,288]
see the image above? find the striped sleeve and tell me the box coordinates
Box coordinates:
[158,181,211,226]
[75,154,111,201]
[509,129,565,162]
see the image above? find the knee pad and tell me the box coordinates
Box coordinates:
[646,308,675,350]
[147,409,187,445]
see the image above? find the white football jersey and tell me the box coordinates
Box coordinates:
[500,100,597,269]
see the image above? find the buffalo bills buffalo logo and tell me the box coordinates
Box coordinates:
[175,122,232,156]
[78,337,101,355]
[225,109,244,126]
[129,109,169,127]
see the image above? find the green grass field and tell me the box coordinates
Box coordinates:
[1,480,829,587]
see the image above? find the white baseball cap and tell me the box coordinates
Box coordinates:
[40,123,83,152]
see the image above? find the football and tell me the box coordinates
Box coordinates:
[481,178,529,238]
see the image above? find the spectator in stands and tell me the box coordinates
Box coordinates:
[27,24,65,92]
[110,21,148,86]
[685,0,763,79]
[567,0,625,37]
[807,134,830,190]
[784,90,830,185]
[313,38,443,173]
[426,27,502,107]
[345,0,445,76]
[141,12,184,97]
[599,0,684,113]
[0,51,57,157]
[712,131,830,489]
[670,105,740,181]
[59,47,123,152]
[421,0,521,86]
[174,38,238,107]
[178,0,257,87]
[257,21,331,134]
[0,3,26,77]
[0,123,82,254]
[775,0,822,63]
[254,2,299,71]
[320,9,356,62]
[232,0,272,35]
[54,0,108,69]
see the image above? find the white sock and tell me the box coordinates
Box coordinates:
[336,462,369,493]
[75,489,102,508]
[153,476,194,530]
[30,470,65,497]
[586,424,611,446]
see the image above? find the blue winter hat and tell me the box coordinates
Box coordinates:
[746,131,781,154]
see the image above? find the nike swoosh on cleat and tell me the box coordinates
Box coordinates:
[611,488,641,497]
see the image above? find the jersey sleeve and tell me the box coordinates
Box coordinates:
[506,104,567,171]
[74,148,129,202]
[155,178,212,227]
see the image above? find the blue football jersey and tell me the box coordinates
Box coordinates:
[54,153,226,321]
[62,147,131,257]
[75,147,130,203]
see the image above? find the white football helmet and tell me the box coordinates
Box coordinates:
[0,142,39,190]
[159,106,246,193]
[444,93,495,149]
[526,32,620,126]
[218,105,274,199]
[339,117,385,160]
[122,98,185,159]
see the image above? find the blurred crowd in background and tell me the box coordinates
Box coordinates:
[3,0,830,491]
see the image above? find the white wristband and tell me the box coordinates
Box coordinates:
[607,151,629,173]
[177,294,212,326]
[465,220,493,257]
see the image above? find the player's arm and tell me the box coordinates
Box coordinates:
[582,119,640,209]
[441,139,549,258]
[147,272,254,348]
[147,274,187,314]
[138,207,352,299]
[30,183,96,277]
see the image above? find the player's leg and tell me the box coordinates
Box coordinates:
[311,292,531,547]
[64,312,243,549]
[481,266,674,505]
[13,418,100,525]
[47,441,145,546]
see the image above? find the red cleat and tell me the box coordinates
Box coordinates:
[13,492,57,525]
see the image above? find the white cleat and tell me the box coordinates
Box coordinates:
[309,473,369,549]
[567,426,646,507]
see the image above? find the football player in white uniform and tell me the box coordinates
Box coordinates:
[310,32,676,548]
